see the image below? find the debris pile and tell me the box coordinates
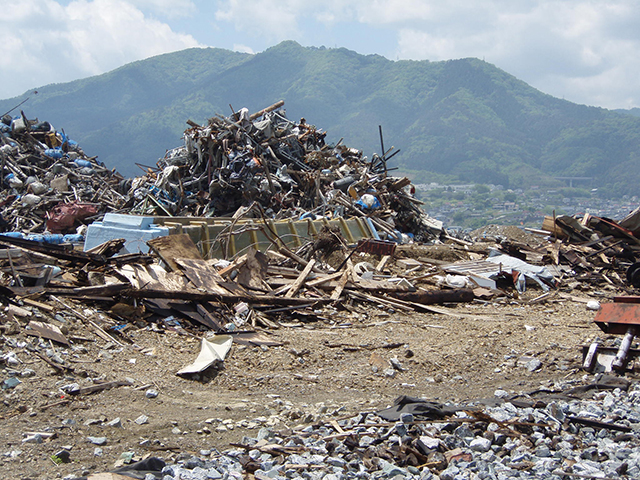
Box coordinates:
[120,101,443,243]
[529,211,640,291]
[0,111,126,236]
[4,103,640,478]
[435,212,640,296]
[1,102,443,244]
[4,102,640,346]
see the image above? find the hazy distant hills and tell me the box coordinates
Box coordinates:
[3,41,640,197]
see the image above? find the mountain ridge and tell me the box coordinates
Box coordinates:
[2,41,640,197]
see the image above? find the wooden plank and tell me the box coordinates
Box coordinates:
[330,271,349,301]
[375,255,391,272]
[285,259,316,298]
[549,241,561,265]
[567,415,631,433]
[196,303,225,331]
[349,291,414,312]
[85,238,126,255]
[0,235,106,265]
[277,247,323,273]
[267,265,306,278]
[346,258,359,284]
[21,297,55,312]
[0,248,23,259]
[272,281,293,296]
[174,258,230,296]
[117,264,189,291]
[330,419,345,434]
[524,227,553,236]
[26,320,69,345]
[391,289,475,305]
[306,271,343,287]
[404,301,497,320]
[120,287,330,306]
[89,320,123,346]
[269,276,405,293]
[32,351,74,373]
[217,254,247,277]
[69,379,134,396]
[542,215,566,238]
[237,248,269,290]
[249,100,285,121]
[166,301,209,327]
[147,234,203,271]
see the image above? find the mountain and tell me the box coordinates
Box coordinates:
[3,41,640,197]
[617,108,640,118]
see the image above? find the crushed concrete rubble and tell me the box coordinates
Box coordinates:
[68,376,640,480]
[5,102,640,478]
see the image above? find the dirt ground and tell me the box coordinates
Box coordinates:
[0,239,634,479]
[1,293,615,479]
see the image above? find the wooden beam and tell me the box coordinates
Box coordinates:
[285,259,316,298]
[330,271,349,301]
[306,271,344,287]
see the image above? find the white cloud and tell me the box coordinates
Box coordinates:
[128,0,196,18]
[386,1,640,108]
[0,0,201,99]
[215,0,305,40]
[233,44,255,54]
[4,1,640,108]
[211,0,640,107]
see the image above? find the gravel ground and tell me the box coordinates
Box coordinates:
[1,286,621,479]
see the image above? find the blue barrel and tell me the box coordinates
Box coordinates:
[44,149,64,159]
[74,159,92,168]
[26,234,64,244]
[62,234,84,244]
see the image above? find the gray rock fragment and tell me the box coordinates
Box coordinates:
[87,436,107,445]
[526,358,542,371]
[106,417,122,428]
[469,437,492,452]
[135,414,149,425]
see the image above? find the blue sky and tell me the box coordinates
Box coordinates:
[2,0,640,109]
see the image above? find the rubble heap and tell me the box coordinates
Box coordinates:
[4,102,640,478]
[1,102,443,243]
[115,101,442,243]
[0,111,126,235]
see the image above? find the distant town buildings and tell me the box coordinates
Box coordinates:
[415,182,640,228]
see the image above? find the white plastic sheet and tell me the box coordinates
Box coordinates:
[177,335,233,375]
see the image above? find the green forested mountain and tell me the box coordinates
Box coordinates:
[3,41,640,196]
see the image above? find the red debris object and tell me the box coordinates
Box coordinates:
[595,296,640,335]
[46,202,99,233]
[594,296,640,370]
[356,238,397,256]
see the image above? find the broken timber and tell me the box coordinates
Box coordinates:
[0,235,107,265]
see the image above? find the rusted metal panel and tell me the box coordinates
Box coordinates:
[613,296,640,304]
[594,302,640,334]
[356,238,396,256]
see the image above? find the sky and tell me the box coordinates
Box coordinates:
[2,0,640,109]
